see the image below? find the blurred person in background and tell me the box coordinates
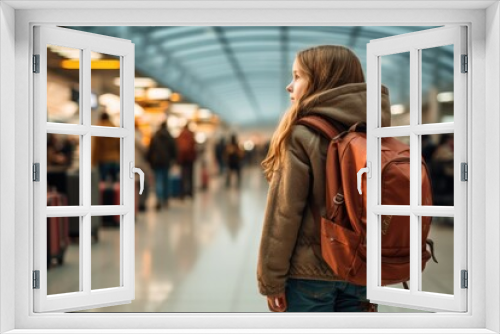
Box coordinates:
[91,112,120,182]
[176,123,197,199]
[47,134,74,170]
[258,45,384,313]
[430,134,454,207]
[147,121,177,211]
[47,133,75,194]
[422,134,437,163]
[135,120,151,212]
[215,136,227,176]
[224,133,244,188]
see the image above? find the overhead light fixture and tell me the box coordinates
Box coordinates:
[134,88,147,101]
[170,103,198,118]
[146,88,172,100]
[390,104,406,115]
[178,118,188,128]
[167,116,181,128]
[114,77,157,88]
[171,128,181,138]
[195,132,207,144]
[198,108,212,120]
[48,45,102,60]
[98,93,120,115]
[134,104,145,116]
[61,59,120,70]
[188,122,197,132]
[244,140,255,151]
[170,92,181,102]
[437,92,454,103]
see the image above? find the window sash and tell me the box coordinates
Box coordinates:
[366,26,468,312]
[32,25,135,313]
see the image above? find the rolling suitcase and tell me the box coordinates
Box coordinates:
[47,191,70,269]
[168,174,182,198]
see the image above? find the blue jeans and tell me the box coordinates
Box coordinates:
[180,162,194,198]
[99,162,120,182]
[154,168,170,202]
[285,279,377,312]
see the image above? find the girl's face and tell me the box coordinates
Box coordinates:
[286,58,309,103]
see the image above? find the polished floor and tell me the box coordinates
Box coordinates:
[47,166,454,313]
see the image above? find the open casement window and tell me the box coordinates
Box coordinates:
[33,26,138,312]
[365,26,467,312]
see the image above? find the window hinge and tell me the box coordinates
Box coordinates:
[461,270,468,289]
[33,55,40,73]
[461,54,468,73]
[33,163,40,182]
[461,162,468,181]
[33,270,40,289]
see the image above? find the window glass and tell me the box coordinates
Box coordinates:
[421,216,453,295]
[381,52,410,127]
[47,217,80,295]
[422,134,454,206]
[47,134,80,206]
[91,53,120,127]
[92,215,121,290]
[381,136,410,205]
[91,136,121,205]
[421,45,454,124]
[47,45,81,124]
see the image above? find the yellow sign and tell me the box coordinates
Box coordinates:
[61,59,120,70]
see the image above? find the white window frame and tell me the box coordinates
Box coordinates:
[33,26,136,313]
[366,26,468,312]
[0,2,498,334]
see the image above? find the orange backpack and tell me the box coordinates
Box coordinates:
[297,115,437,287]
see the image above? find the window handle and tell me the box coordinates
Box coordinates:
[129,161,145,195]
[357,162,371,195]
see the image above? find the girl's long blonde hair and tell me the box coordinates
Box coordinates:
[261,45,365,181]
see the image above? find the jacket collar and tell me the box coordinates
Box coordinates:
[304,82,392,128]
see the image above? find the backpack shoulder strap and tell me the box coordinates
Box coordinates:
[296,115,340,139]
[297,115,344,223]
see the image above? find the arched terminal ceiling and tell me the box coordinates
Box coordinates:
[68,26,452,128]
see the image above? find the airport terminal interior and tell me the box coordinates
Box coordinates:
[44,26,455,313]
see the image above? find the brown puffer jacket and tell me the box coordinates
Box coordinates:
[257,83,391,296]
[91,119,121,166]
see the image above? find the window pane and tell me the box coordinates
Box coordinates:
[421,45,454,124]
[381,136,410,205]
[380,215,410,290]
[47,45,81,124]
[421,216,454,295]
[69,170,102,241]
[91,53,121,127]
[422,134,454,206]
[47,216,80,295]
[47,134,80,206]
[381,52,410,127]
[91,136,121,206]
[92,215,121,290]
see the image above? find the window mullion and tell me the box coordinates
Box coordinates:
[417,47,424,292]
[409,47,420,294]
[413,122,454,135]
[46,123,88,135]
[82,47,91,295]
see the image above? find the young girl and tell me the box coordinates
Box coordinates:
[257,45,391,312]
